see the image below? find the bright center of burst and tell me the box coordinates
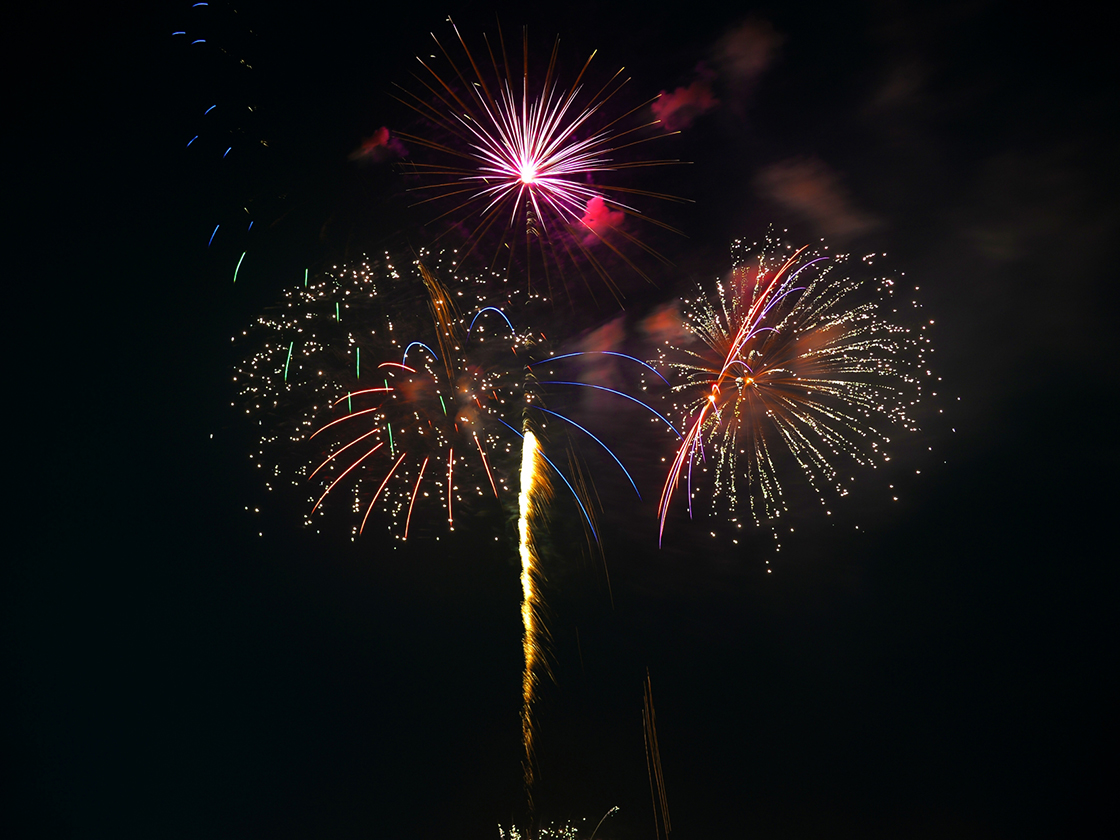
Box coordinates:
[518,162,538,185]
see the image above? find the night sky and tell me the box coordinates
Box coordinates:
[9,1,1117,837]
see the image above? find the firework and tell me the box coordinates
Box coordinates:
[517,425,551,797]
[657,233,934,548]
[234,249,537,540]
[235,249,656,542]
[172,1,278,281]
[395,19,685,303]
[500,806,619,840]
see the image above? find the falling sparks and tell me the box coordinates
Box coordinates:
[233,249,540,541]
[658,233,933,546]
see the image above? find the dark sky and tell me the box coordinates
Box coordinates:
[9,1,1117,837]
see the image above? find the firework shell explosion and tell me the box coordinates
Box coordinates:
[657,233,935,549]
[234,249,553,542]
[394,19,686,305]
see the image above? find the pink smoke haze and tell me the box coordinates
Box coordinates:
[580,316,627,356]
[715,19,782,90]
[755,157,880,242]
[652,78,718,131]
[580,196,625,244]
[350,127,408,162]
[639,301,688,346]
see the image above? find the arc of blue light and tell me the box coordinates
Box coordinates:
[204,104,216,115]
[532,406,640,498]
[724,358,755,375]
[530,352,670,385]
[787,256,829,284]
[187,135,197,147]
[466,307,515,342]
[540,381,682,439]
[223,147,231,158]
[742,325,780,345]
[755,256,828,320]
[401,341,439,368]
[207,224,219,247]
[496,417,598,543]
[191,39,205,44]
[760,285,807,320]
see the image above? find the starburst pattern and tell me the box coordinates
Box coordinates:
[396,19,684,302]
[234,249,540,540]
[657,234,934,546]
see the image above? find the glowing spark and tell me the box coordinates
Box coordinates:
[466,306,516,341]
[540,380,681,437]
[657,233,931,544]
[308,427,382,482]
[518,426,551,797]
[496,417,599,542]
[401,341,438,367]
[311,442,384,514]
[235,250,657,543]
[404,456,429,540]
[360,452,408,535]
[395,21,686,295]
[447,448,454,526]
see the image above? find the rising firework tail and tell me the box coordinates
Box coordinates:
[657,232,935,555]
[394,18,688,306]
[236,252,662,818]
[517,424,551,800]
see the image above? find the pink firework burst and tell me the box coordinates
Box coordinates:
[395,19,686,303]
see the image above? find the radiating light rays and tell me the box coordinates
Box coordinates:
[531,406,640,498]
[657,233,933,549]
[395,19,686,303]
[235,247,659,544]
[541,381,681,439]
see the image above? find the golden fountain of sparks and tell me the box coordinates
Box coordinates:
[518,424,551,799]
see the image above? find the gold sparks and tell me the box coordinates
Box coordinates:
[659,233,932,543]
[518,425,552,800]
